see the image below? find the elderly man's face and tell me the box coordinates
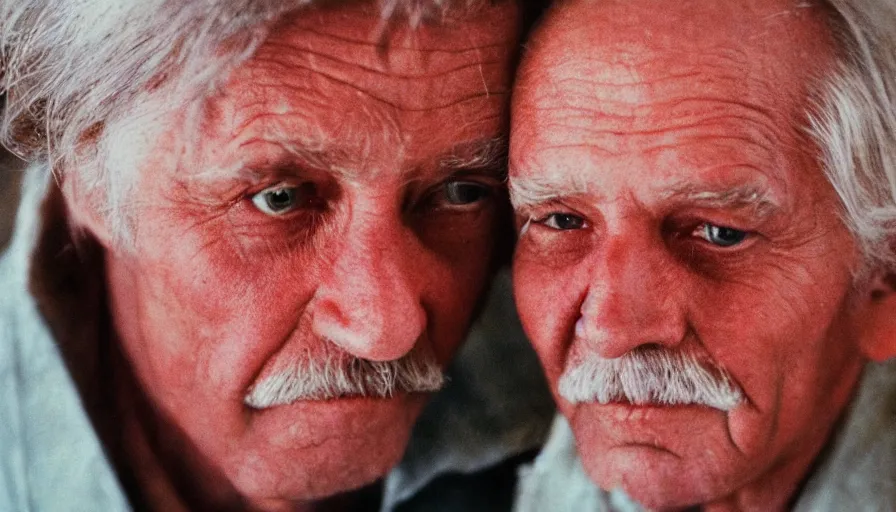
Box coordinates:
[99,2,519,505]
[511,0,879,508]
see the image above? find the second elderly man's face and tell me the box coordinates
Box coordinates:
[99,2,519,507]
[511,0,874,508]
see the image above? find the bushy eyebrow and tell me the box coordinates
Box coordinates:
[197,135,509,186]
[509,172,590,210]
[659,183,781,219]
[440,137,507,167]
[233,140,356,181]
[509,172,781,219]
[438,136,508,180]
[188,138,356,185]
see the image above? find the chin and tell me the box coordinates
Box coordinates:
[581,446,735,510]
[567,401,747,509]
[229,438,407,504]
[226,394,428,503]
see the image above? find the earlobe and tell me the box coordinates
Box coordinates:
[856,271,896,362]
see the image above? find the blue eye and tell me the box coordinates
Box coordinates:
[541,213,586,230]
[697,223,749,247]
[251,183,318,216]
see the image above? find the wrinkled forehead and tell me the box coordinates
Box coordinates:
[189,0,520,169]
[513,0,837,138]
[251,1,521,108]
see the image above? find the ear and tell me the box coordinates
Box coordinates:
[59,172,115,249]
[855,271,896,362]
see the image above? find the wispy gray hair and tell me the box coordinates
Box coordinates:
[244,343,444,409]
[0,0,488,244]
[808,0,896,276]
[558,344,744,411]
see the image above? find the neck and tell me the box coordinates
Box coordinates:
[109,341,251,511]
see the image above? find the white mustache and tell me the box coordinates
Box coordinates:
[558,344,743,411]
[244,345,444,409]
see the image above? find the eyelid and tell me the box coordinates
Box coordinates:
[250,183,299,217]
[423,179,495,212]
[446,161,508,180]
[427,171,502,193]
[540,212,588,229]
[244,181,297,204]
[514,198,570,218]
[257,182,293,192]
[526,198,587,222]
[517,206,591,235]
[247,180,328,218]
[443,169,505,189]
[519,217,532,237]
[690,222,755,249]
[245,178,302,196]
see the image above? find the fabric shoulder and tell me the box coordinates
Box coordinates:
[0,164,130,512]
[794,359,896,511]
[383,268,556,511]
[512,415,644,512]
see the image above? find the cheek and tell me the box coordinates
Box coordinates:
[686,255,861,454]
[417,209,504,362]
[427,247,495,364]
[512,253,585,382]
[123,228,324,401]
[689,263,849,394]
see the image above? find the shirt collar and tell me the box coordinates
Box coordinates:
[381,268,556,510]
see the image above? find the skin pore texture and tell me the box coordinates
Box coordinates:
[510,0,894,510]
[77,2,521,510]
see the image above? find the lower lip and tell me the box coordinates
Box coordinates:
[245,392,428,429]
[242,393,428,448]
[586,401,721,421]
[246,391,430,418]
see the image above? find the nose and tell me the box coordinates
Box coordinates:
[575,234,688,359]
[311,213,427,362]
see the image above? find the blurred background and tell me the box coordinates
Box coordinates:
[0,151,21,251]
[0,93,23,251]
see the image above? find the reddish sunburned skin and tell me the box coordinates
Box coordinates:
[511,0,896,510]
[70,3,521,510]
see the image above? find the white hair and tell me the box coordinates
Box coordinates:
[0,0,487,244]
[808,0,896,275]
[244,343,444,409]
[558,344,743,411]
